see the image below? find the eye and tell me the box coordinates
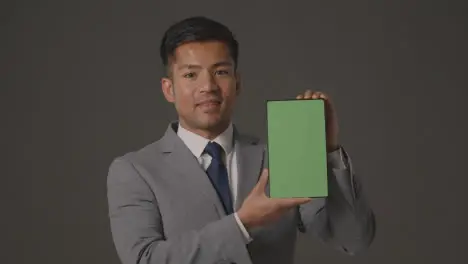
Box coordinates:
[183,72,196,79]
[215,70,230,76]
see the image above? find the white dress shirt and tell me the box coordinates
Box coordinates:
[177,123,253,243]
[177,123,348,244]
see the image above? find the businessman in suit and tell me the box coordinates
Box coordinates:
[107,16,376,264]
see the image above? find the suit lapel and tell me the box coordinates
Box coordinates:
[160,123,227,217]
[234,128,266,210]
[159,122,266,215]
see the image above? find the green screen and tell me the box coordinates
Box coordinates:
[266,99,328,198]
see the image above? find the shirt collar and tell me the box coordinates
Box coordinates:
[177,123,234,158]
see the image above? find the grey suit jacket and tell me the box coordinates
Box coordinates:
[107,122,375,264]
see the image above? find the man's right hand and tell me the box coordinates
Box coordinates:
[237,168,312,229]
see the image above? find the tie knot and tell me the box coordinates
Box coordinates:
[204,141,224,160]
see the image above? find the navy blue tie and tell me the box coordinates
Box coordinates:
[204,142,234,215]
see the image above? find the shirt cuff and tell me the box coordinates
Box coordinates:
[327,146,347,169]
[234,212,253,244]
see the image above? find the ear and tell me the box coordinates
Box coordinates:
[235,72,241,96]
[161,77,175,103]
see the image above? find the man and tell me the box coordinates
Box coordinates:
[107,16,376,264]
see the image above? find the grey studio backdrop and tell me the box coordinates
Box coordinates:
[4,0,467,264]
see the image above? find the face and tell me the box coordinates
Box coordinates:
[161,41,240,137]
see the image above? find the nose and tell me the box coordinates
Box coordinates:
[199,71,219,93]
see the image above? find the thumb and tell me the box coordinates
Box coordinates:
[254,168,269,193]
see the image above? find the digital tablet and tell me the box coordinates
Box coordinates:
[266,99,328,198]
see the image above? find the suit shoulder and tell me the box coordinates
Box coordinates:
[110,139,164,166]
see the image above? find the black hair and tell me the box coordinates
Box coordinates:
[159,16,239,71]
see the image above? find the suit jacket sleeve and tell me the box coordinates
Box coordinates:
[107,157,250,264]
[297,146,376,255]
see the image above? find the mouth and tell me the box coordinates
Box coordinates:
[196,99,222,111]
[196,99,221,107]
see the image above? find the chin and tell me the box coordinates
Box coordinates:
[198,115,227,129]
[200,119,223,129]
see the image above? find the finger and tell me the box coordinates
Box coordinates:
[254,168,269,193]
[318,93,334,110]
[285,197,312,204]
[311,91,321,99]
[304,90,313,99]
[318,92,328,100]
[296,94,304,99]
[274,197,312,208]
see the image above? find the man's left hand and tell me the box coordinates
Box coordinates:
[296,90,339,152]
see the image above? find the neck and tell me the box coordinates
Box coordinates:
[178,120,231,141]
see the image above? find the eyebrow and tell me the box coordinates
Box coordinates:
[177,61,233,70]
[213,61,233,67]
